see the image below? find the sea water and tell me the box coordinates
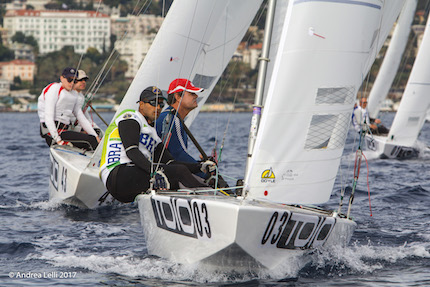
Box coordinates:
[0,111,429,286]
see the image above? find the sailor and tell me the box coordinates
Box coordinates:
[99,86,215,203]
[352,98,377,133]
[156,78,228,188]
[37,67,100,150]
[71,69,103,137]
[156,78,204,162]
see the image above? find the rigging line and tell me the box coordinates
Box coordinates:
[153,3,220,174]
[394,0,430,91]
[211,4,267,163]
[73,0,104,94]
[81,1,154,127]
[86,0,152,97]
[212,1,265,159]
[393,33,417,91]
[362,152,372,217]
[84,0,151,98]
[213,1,266,101]
[91,53,121,97]
[72,0,103,79]
[393,31,417,89]
[362,0,385,97]
[218,75,243,165]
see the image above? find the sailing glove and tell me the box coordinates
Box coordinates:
[151,170,170,190]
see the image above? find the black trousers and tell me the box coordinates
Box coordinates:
[40,123,98,151]
[106,163,208,203]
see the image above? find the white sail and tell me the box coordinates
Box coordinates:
[367,0,417,119]
[245,0,404,205]
[114,0,262,125]
[88,0,262,166]
[387,17,430,147]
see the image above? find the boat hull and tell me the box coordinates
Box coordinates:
[49,146,111,208]
[364,135,419,159]
[136,193,356,271]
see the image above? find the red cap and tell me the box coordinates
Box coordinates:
[167,78,204,94]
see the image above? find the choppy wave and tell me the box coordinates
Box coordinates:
[1,112,429,286]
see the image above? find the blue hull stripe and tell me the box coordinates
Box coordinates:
[294,0,382,10]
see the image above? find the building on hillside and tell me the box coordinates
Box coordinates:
[114,34,156,79]
[235,42,262,70]
[4,9,110,54]
[111,14,164,39]
[10,42,35,61]
[24,0,51,10]
[0,27,8,46]
[4,0,26,10]
[0,59,36,83]
[0,79,11,97]
[412,24,425,57]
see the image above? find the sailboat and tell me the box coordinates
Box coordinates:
[133,0,404,270]
[48,138,109,209]
[365,6,430,159]
[47,0,264,208]
[366,0,417,120]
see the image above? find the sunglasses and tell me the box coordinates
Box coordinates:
[66,77,77,83]
[143,99,165,108]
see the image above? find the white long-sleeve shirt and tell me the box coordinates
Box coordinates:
[37,82,97,141]
[71,92,100,130]
[352,106,370,132]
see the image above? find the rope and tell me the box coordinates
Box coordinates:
[362,152,372,216]
[151,2,267,190]
[153,3,220,177]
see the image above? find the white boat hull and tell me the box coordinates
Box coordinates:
[136,193,356,271]
[364,135,419,159]
[49,146,112,208]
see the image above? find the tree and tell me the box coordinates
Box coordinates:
[11,32,39,52]
[13,76,22,85]
[11,32,26,44]
[0,44,15,61]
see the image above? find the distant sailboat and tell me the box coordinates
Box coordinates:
[367,0,417,120]
[366,5,430,159]
[134,0,404,271]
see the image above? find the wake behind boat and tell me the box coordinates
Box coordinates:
[41,0,404,271]
[137,190,355,270]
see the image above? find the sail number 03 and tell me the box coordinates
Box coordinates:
[261,211,336,249]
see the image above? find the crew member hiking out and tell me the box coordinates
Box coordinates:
[99,86,216,203]
[156,78,228,188]
[37,67,100,150]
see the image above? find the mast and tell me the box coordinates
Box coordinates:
[245,0,276,177]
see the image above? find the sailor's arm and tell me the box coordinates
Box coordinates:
[44,84,62,143]
[118,119,152,173]
[74,105,100,142]
[153,144,201,174]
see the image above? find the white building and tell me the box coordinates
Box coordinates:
[24,0,51,10]
[0,79,10,97]
[111,14,164,39]
[4,9,110,54]
[10,42,35,61]
[115,34,156,79]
